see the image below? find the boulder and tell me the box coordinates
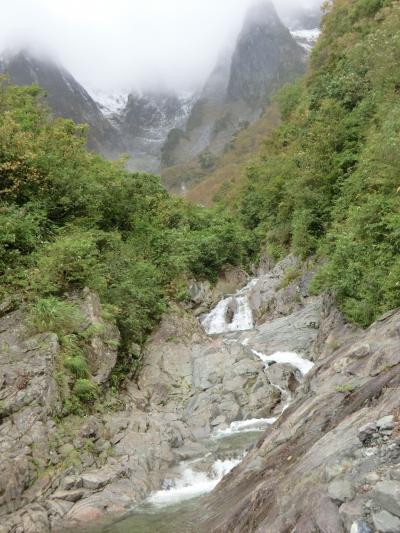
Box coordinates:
[358,422,378,444]
[328,479,355,503]
[372,510,400,532]
[81,467,122,490]
[377,416,395,431]
[374,481,400,518]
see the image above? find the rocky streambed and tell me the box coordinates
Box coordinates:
[1,256,400,533]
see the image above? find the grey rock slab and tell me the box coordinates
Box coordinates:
[339,499,365,531]
[243,297,323,357]
[51,489,86,502]
[377,416,395,431]
[328,479,355,503]
[373,510,400,532]
[61,476,83,490]
[81,468,122,490]
[358,422,378,443]
[374,481,400,517]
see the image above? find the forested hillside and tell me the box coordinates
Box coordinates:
[0,80,249,385]
[228,0,400,326]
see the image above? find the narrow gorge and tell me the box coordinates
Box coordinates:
[2,256,400,533]
[1,1,400,532]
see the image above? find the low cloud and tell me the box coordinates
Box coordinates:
[1,0,323,93]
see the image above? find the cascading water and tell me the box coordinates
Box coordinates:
[200,279,258,335]
[109,277,315,532]
[148,457,242,507]
[251,349,314,376]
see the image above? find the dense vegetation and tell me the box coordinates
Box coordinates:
[1,0,399,412]
[0,79,249,403]
[231,0,400,326]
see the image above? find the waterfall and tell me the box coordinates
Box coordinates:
[148,457,242,507]
[201,279,258,335]
[125,276,316,525]
[251,349,314,376]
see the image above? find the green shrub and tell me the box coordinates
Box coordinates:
[278,267,301,290]
[73,379,98,403]
[29,297,82,335]
[231,0,400,327]
[64,355,89,379]
[32,231,105,294]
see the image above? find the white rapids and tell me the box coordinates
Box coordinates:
[213,418,278,438]
[148,457,242,507]
[201,279,258,335]
[251,349,314,376]
[142,276,315,513]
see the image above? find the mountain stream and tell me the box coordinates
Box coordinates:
[99,278,314,532]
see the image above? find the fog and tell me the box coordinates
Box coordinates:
[0,0,323,93]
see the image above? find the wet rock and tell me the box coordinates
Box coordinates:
[61,476,83,490]
[173,442,208,461]
[339,499,365,530]
[372,510,400,532]
[264,363,300,393]
[225,299,238,324]
[359,423,378,444]
[350,520,373,533]
[374,481,400,517]
[328,479,355,503]
[51,489,86,502]
[377,416,394,431]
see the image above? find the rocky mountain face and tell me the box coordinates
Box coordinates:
[159,1,308,189]
[2,254,400,533]
[227,2,305,106]
[0,2,315,177]
[0,51,124,158]
[119,91,194,174]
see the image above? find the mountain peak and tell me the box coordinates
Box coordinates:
[242,1,280,31]
[227,1,305,106]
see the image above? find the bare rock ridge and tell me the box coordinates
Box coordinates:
[0,50,124,159]
[160,1,307,178]
[120,91,194,174]
[227,1,305,106]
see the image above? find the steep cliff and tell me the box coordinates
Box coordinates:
[120,91,194,174]
[0,50,124,158]
[227,2,305,106]
[161,1,307,193]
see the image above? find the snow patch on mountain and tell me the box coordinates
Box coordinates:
[290,28,320,51]
[89,89,130,118]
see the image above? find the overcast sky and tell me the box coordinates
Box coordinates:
[1,0,323,93]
